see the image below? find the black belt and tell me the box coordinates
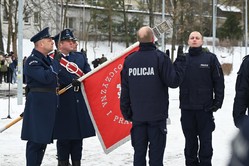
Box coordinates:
[29,87,58,94]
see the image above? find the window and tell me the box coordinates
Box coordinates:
[141,0,148,4]
[126,0,131,4]
[68,0,78,3]
[67,17,75,29]
[34,12,40,25]
[92,0,98,5]
[3,8,8,22]
[23,12,30,24]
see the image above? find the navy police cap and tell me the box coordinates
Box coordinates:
[30,27,52,43]
[70,30,78,41]
[53,29,74,43]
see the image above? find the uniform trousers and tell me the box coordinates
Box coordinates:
[131,119,167,166]
[57,139,83,161]
[26,141,47,166]
[181,109,215,166]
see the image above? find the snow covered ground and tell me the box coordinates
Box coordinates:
[0,40,246,166]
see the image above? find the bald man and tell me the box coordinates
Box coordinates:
[179,31,224,166]
[21,27,59,166]
[120,26,186,166]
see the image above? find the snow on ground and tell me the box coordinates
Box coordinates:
[0,40,246,165]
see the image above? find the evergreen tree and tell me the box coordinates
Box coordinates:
[217,14,243,41]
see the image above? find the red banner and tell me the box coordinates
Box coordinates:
[80,42,139,154]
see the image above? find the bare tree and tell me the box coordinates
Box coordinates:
[107,4,114,52]
[166,0,213,59]
[1,0,59,54]
[3,0,13,53]
[121,0,129,47]
[147,0,155,27]
[12,0,18,55]
[136,0,157,27]
[0,0,4,53]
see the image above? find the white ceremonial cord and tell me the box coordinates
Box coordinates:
[65,61,79,74]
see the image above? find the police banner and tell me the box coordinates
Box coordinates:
[80,42,139,154]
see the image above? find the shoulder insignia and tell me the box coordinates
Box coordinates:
[29,60,38,65]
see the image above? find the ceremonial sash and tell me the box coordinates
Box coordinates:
[49,53,84,77]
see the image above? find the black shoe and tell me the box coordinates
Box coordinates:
[58,160,71,166]
[72,160,80,166]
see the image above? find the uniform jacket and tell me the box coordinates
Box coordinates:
[53,51,95,139]
[229,118,249,165]
[179,47,224,110]
[233,55,249,128]
[21,49,59,144]
[120,42,186,122]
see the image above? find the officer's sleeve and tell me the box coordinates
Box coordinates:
[228,119,249,165]
[211,55,225,108]
[120,62,132,121]
[25,57,58,85]
[173,55,187,85]
[82,53,91,73]
[50,57,60,75]
[159,53,186,88]
[233,58,249,128]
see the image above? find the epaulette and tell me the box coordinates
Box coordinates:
[125,51,137,60]
[205,51,216,58]
[243,55,249,61]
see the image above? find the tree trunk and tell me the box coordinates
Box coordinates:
[0,10,5,53]
[6,0,14,53]
[122,0,129,48]
[148,0,154,27]
[108,8,113,53]
[12,0,18,55]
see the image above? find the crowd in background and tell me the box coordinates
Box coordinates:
[0,50,107,85]
[0,51,18,84]
[91,54,108,68]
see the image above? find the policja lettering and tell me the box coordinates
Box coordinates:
[128,67,155,76]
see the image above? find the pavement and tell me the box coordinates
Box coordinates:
[0,83,25,98]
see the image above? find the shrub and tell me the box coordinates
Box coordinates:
[221,63,233,75]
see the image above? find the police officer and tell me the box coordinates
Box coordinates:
[120,26,186,166]
[69,30,88,60]
[91,58,100,68]
[21,27,59,166]
[233,55,249,128]
[99,54,107,64]
[230,55,249,165]
[228,119,249,166]
[179,31,224,166]
[69,30,78,52]
[53,29,95,166]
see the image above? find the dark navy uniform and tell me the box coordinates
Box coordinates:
[179,47,224,166]
[228,118,249,166]
[21,27,59,166]
[120,42,186,166]
[53,30,95,165]
[233,55,249,128]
